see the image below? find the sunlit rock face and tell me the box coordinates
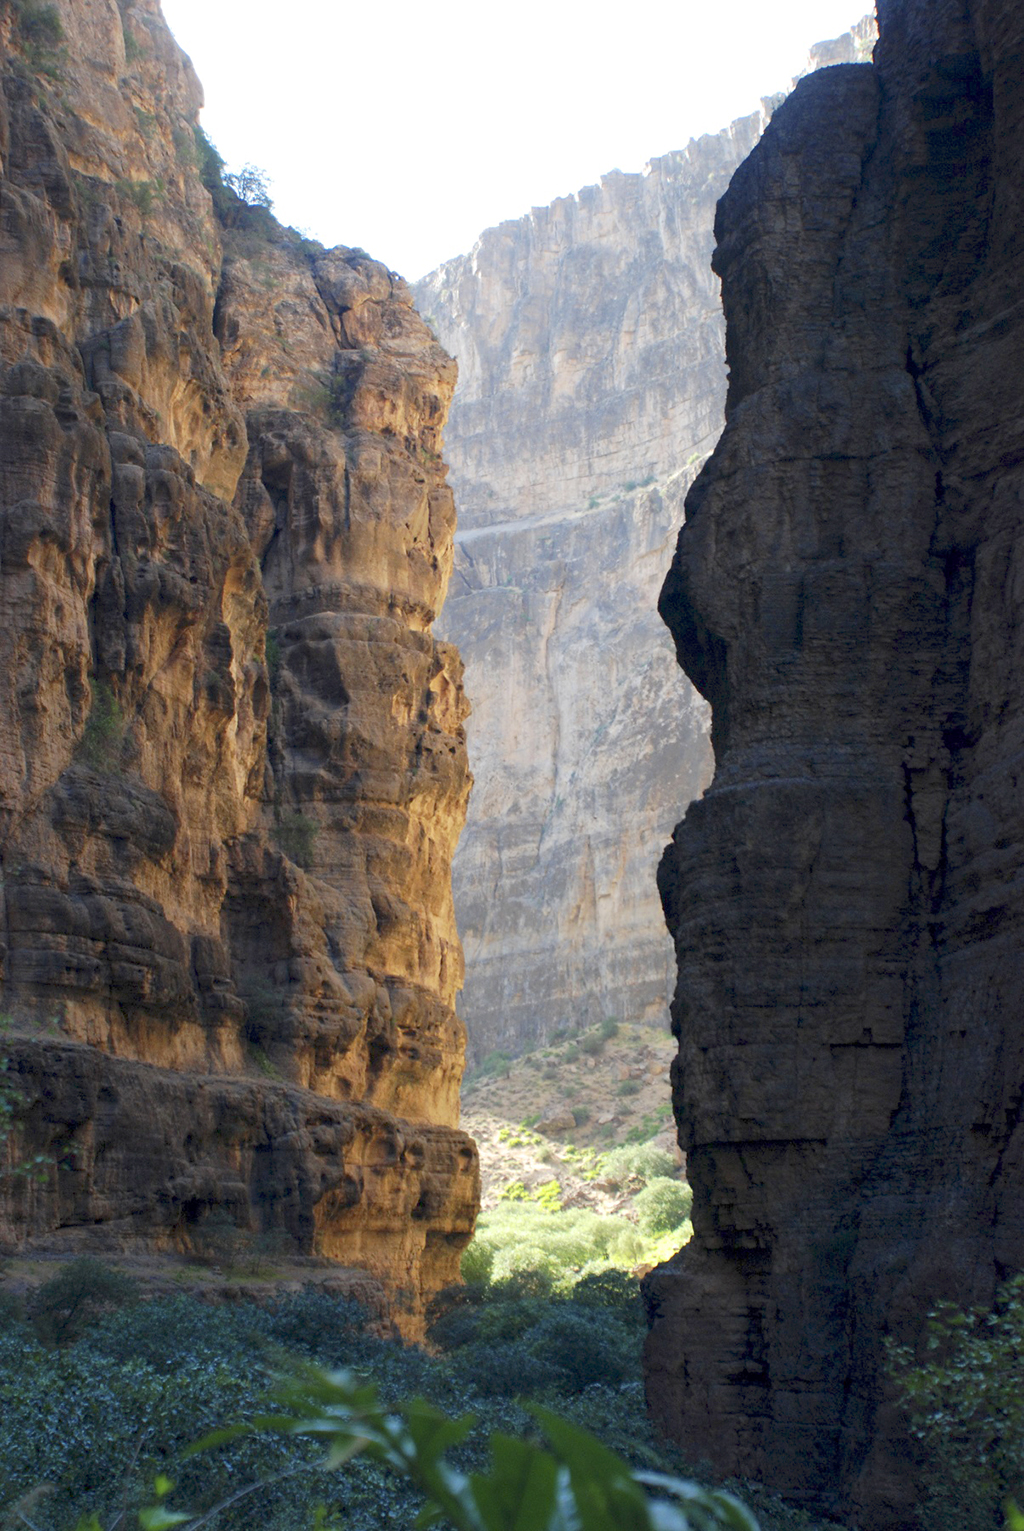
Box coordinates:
[413,129,754,1061]
[649,0,1024,1521]
[413,21,873,1064]
[0,0,477,1330]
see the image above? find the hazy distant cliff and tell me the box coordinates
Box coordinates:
[0,0,476,1328]
[414,20,873,1061]
[649,0,1024,1520]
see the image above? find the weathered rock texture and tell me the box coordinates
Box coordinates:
[649,0,1024,1521]
[414,21,873,1063]
[0,0,477,1327]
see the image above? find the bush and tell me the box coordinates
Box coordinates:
[0,1285,746,1531]
[634,1177,693,1238]
[133,1365,758,1531]
[28,1258,137,1347]
[274,810,318,868]
[600,1017,620,1040]
[889,1273,1024,1531]
[224,163,273,209]
[463,1201,647,1288]
[600,1141,678,1188]
[78,679,124,769]
[0,1290,25,1331]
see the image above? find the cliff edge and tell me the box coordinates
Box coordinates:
[0,0,477,1329]
[649,0,1024,1520]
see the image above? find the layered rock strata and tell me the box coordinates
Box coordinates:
[0,0,477,1325]
[414,19,873,1063]
[649,0,1024,1520]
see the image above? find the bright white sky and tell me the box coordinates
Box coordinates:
[159,0,870,281]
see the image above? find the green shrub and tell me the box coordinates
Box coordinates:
[28,1258,137,1347]
[600,1017,620,1040]
[0,1056,51,1184]
[0,1286,746,1531]
[617,1078,641,1097]
[579,1031,605,1057]
[78,679,124,769]
[193,124,226,195]
[274,810,318,868]
[15,0,63,44]
[634,1177,693,1238]
[468,1050,510,1082]
[10,0,65,76]
[463,1200,648,1289]
[187,1207,247,1268]
[224,163,273,209]
[264,631,282,683]
[600,1141,678,1188]
[0,1290,25,1331]
[115,176,162,217]
[134,1364,757,1531]
[889,1273,1024,1531]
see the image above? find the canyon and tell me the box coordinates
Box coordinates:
[414,20,874,1063]
[648,0,1024,1522]
[0,0,477,1330]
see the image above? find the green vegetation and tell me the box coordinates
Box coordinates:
[888,1273,1024,1530]
[224,163,274,210]
[289,367,353,429]
[274,811,318,869]
[7,1,66,77]
[0,1057,50,1184]
[26,1257,138,1347]
[79,679,125,769]
[116,176,164,218]
[464,1137,692,1287]
[0,1278,753,1531]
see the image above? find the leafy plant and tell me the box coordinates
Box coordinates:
[598,1142,677,1188]
[193,124,227,195]
[264,631,282,684]
[116,177,162,217]
[274,811,318,869]
[79,679,125,768]
[143,1365,758,1531]
[634,1179,693,1238]
[224,164,273,209]
[888,1273,1024,1531]
[28,1258,137,1347]
[9,0,66,75]
[0,1056,50,1184]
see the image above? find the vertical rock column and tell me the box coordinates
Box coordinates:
[647,2,1024,1523]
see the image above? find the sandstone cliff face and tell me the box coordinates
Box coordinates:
[414,21,873,1063]
[649,1,1024,1520]
[0,0,477,1325]
[414,120,762,1058]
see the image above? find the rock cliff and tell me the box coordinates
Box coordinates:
[414,20,873,1062]
[0,0,477,1327]
[649,0,1024,1520]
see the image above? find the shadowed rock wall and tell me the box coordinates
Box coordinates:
[648,0,1024,1520]
[0,0,477,1327]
